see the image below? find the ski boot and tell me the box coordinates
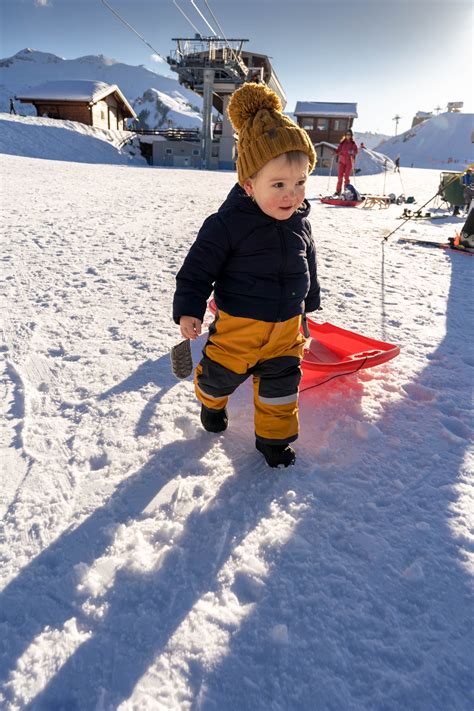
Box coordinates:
[200,404,228,433]
[256,440,296,468]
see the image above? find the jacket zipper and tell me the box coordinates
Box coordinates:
[276,223,287,321]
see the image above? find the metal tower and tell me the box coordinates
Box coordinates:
[167,36,250,170]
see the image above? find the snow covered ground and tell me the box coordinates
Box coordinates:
[0,154,472,710]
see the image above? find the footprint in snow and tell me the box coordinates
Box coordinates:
[441,417,471,441]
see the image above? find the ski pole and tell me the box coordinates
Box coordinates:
[382,159,388,195]
[382,161,474,242]
[398,165,406,194]
[327,155,335,192]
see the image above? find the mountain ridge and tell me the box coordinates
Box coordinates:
[0,47,203,129]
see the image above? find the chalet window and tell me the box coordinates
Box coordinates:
[333,119,349,131]
[301,118,313,130]
[165,148,173,155]
[211,145,219,157]
[316,118,329,131]
[192,149,200,155]
[101,111,105,120]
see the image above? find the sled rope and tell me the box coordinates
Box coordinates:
[299,356,368,393]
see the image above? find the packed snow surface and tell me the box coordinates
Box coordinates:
[0,154,473,710]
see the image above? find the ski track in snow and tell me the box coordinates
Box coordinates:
[0,154,473,710]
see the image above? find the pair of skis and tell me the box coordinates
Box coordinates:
[397,236,474,255]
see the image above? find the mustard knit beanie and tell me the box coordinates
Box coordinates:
[227,82,317,186]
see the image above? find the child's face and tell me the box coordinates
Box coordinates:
[243,153,309,221]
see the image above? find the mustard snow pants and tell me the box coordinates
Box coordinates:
[194,310,306,444]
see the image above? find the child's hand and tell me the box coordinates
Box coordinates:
[180,316,202,340]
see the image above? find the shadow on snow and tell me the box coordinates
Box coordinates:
[0,253,472,710]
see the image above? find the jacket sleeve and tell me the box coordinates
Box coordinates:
[173,214,231,324]
[304,222,321,313]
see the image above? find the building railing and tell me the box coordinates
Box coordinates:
[131,127,201,140]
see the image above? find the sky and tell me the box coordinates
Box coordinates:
[0,0,472,135]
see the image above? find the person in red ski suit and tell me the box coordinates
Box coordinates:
[335,130,358,194]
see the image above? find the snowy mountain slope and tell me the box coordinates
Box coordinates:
[0,112,147,165]
[377,112,474,170]
[133,87,202,130]
[1,48,203,128]
[0,153,472,710]
[355,130,392,149]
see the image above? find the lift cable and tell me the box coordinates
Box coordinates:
[172,0,202,36]
[203,0,245,69]
[100,0,165,61]
[189,0,217,36]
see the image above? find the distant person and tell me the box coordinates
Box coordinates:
[9,97,16,115]
[343,183,362,201]
[462,168,474,213]
[173,83,319,468]
[359,142,366,149]
[394,155,400,172]
[335,129,358,195]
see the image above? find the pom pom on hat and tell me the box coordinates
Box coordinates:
[227,82,317,185]
[228,83,282,132]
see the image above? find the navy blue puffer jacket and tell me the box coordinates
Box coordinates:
[173,184,320,324]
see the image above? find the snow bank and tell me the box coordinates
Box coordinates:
[0,112,147,165]
[355,146,395,175]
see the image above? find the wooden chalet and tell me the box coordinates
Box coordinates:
[16,80,136,130]
[294,101,357,143]
[294,101,358,171]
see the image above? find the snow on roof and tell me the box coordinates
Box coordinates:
[294,101,358,118]
[16,80,136,116]
[17,80,114,102]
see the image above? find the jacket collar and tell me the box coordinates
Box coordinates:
[220,183,311,222]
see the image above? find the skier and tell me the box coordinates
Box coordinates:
[394,155,401,172]
[9,97,16,115]
[334,129,358,195]
[173,83,320,467]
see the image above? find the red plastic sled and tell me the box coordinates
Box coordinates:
[208,300,400,389]
[320,197,364,207]
[300,317,400,388]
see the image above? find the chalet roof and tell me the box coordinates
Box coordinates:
[314,141,338,149]
[294,101,358,118]
[17,80,136,117]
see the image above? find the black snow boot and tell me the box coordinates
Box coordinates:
[256,440,296,468]
[200,404,228,433]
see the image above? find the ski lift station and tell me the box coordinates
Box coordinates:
[97,2,358,174]
[148,35,286,170]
